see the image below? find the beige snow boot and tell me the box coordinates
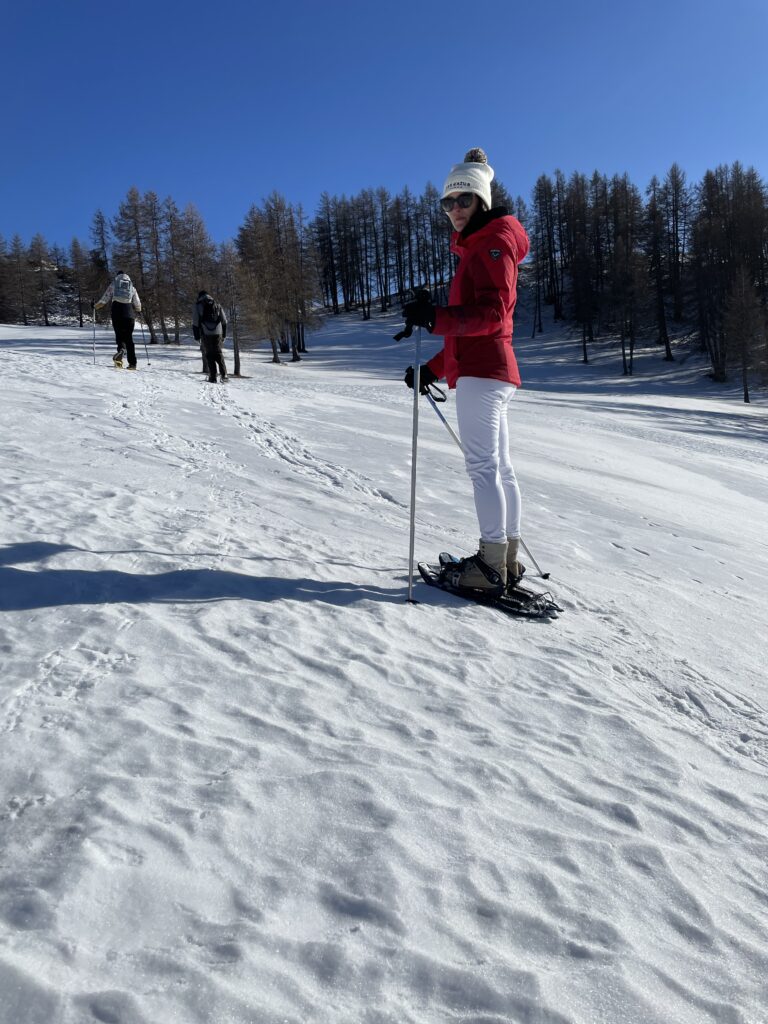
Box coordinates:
[447,539,507,595]
[507,536,525,585]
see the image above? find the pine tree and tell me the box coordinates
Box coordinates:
[0,233,10,321]
[91,210,111,277]
[143,191,169,342]
[217,241,243,375]
[724,264,767,402]
[9,235,31,325]
[111,187,155,340]
[161,198,184,342]
[28,234,54,326]
[69,238,91,327]
[646,177,673,360]
[661,163,690,322]
[565,172,595,361]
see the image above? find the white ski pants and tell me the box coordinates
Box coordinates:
[455,376,521,545]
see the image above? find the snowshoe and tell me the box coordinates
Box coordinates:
[417,552,562,619]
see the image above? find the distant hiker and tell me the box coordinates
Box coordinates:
[401,147,529,595]
[193,291,228,383]
[95,272,142,370]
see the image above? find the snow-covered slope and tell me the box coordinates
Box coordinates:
[1,314,766,1024]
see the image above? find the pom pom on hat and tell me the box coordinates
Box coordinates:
[442,147,494,210]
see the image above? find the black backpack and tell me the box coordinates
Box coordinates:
[199,295,221,333]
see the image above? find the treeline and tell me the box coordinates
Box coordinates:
[529,161,768,399]
[0,177,517,353]
[1,162,766,396]
[313,178,519,316]
[0,188,321,364]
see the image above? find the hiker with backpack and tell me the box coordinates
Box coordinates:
[193,291,228,383]
[95,271,142,370]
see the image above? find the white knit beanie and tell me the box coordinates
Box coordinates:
[442,147,494,210]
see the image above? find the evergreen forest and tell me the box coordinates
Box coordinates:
[1,161,766,400]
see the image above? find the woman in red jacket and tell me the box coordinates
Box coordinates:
[403,148,530,595]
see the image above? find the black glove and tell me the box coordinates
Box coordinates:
[401,292,436,333]
[193,326,201,341]
[222,325,227,339]
[404,364,438,394]
[90,299,95,309]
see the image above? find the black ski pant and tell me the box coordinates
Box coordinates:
[112,314,137,368]
[202,336,227,381]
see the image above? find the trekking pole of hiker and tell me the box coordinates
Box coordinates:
[425,390,461,449]
[405,327,423,604]
[139,315,150,364]
[424,392,550,580]
[91,300,96,365]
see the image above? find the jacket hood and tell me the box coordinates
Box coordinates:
[452,208,529,260]
[460,205,508,240]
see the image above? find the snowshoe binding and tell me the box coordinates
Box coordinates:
[417,552,563,619]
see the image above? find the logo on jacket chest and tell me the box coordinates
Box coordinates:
[489,249,502,261]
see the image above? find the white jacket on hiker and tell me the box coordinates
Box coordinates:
[96,273,142,316]
[94,273,143,369]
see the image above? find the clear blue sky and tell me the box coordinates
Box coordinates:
[4,0,767,249]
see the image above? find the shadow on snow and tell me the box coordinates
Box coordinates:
[0,541,399,611]
[0,564,398,612]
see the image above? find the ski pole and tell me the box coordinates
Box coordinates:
[426,391,462,450]
[406,327,422,603]
[424,390,550,580]
[139,315,150,364]
[518,538,549,579]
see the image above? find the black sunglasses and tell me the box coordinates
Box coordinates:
[440,192,476,213]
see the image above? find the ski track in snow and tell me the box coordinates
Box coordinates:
[0,324,767,1024]
[197,380,407,515]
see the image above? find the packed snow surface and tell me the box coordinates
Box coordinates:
[0,312,767,1024]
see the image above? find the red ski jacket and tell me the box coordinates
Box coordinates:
[427,211,529,388]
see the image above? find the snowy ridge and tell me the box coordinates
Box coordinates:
[0,317,766,1024]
